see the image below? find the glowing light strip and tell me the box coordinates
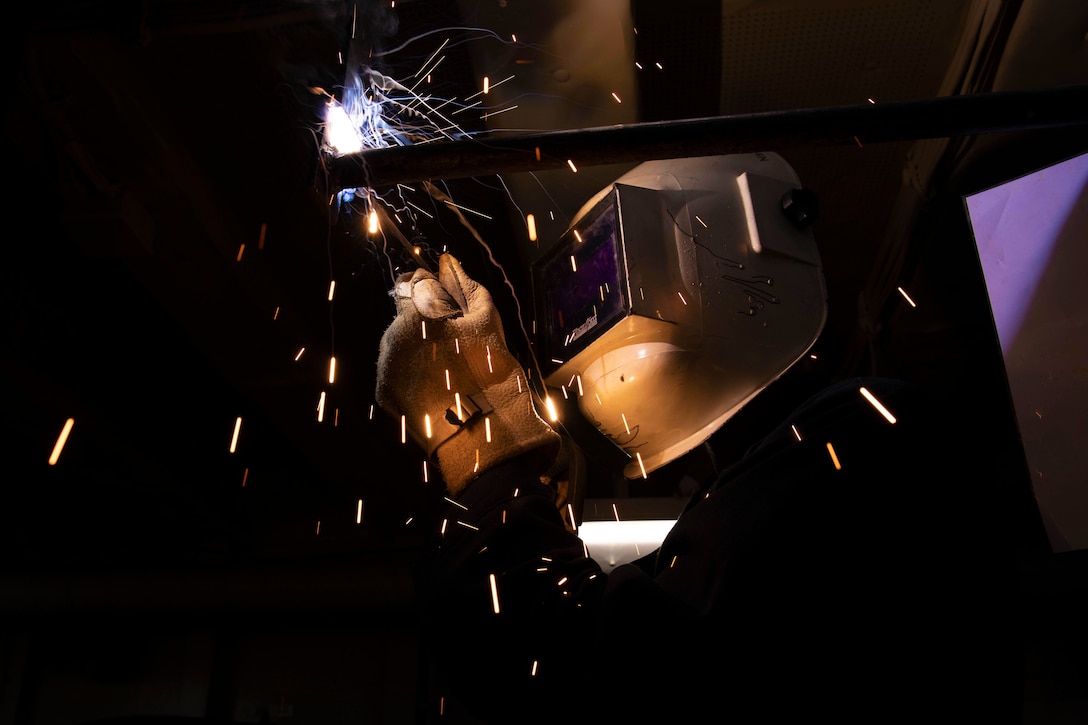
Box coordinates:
[737,172,762,253]
[489,573,500,613]
[229,417,242,453]
[577,519,676,547]
[826,442,842,470]
[48,418,75,465]
[860,387,897,424]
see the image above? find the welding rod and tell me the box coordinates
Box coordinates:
[329,84,1088,189]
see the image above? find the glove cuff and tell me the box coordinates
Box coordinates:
[435,372,561,496]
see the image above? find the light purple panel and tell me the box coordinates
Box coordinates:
[964,151,1088,553]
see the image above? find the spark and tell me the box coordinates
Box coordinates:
[327,280,336,301]
[636,451,648,479]
[621,413,630,434]
[324,99,365,155]
[294,347,305,361]
[445,369,451,390]
[484,416,492,442]
[612,503,620,521]
[569,255,577,272]
[481,105,519,120]
[897,286,917,307]
[368,209,379,234]
[425,413,433,439]
[241,468,248,487]
[573,230,582,243]
[611,92,622,103]
[443,198,493,220]
[486,345,493,372]
[48,418,75,465]
[489,573,501,613]
[695,215,708,228]
[229,417,242,453]
[531,660,538,676]
[328,356,336,383]
[826,442,842,470]
[317,392,326,422]
[576,375,583,396]
[316,521,321,535]
[415,56,444,85]
[236,243,245,262]
[527,213,537,242]
[677,291,688,305]
[635,61,643,70]
[655,61,663,69]
[567,159,578,173]
[444,496,469,511]
[466,74,515,100]
[567,503,577,531]
[452,101,481,115]
[791,424,802,441]
[401,414,407,443]
[544,396,559,422]
[482,76,490,94]
[357,499,364,524]
[415,38,449,78]
[258,223,267,250]
[423,460,428,482]
[456,520,480,531]
[860,387,897,424]
[405,201,433,218]
[455,392,463,421]
[422,320,427,339]
[273,306,280,320]
[369,404,374,420]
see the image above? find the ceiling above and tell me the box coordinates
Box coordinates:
[3,0,1086,582]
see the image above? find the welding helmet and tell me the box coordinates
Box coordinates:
[531,153,826,479]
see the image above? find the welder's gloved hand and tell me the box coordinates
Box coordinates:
[376,253,561,496]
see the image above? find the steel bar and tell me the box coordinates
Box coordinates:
[329,85,1088,189]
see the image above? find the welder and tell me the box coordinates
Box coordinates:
[375,155,1020,723]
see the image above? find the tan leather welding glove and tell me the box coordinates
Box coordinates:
[376,253,560,496]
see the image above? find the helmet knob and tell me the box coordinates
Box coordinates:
[780,188,819,229]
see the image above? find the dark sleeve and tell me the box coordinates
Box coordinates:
[414,377,1023,723]
[414,454,701,723]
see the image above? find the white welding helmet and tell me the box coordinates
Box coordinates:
[532,153,826,479]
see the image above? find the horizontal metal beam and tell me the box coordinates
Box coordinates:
[329,85,1088,189]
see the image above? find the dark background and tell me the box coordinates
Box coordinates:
[2,1,1085,723]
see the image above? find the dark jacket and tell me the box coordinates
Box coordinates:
[416,378,1023,723]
